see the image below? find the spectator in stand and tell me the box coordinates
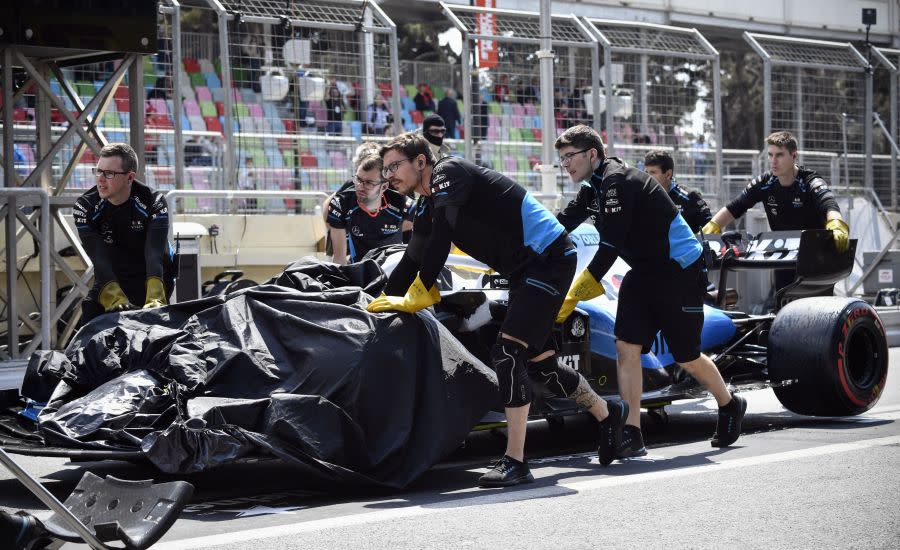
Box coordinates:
[238,157,259,211]
[324,82,345,134]
[494,74,512,103]
[437,88,462,139]
[414,82,436,113]
[366,93,394,135]
[516,77,540,105]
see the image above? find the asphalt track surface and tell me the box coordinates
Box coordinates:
[2,349,899,549]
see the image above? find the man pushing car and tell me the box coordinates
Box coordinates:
[368,131,627,487]
[554,124,748,459]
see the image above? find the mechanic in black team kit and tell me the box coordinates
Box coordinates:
[643,150,712,233]
[368,132,627,487]
[73,143,174,324]
[554,125,747,458]
[327,151,414,264]
[703,131,848,292]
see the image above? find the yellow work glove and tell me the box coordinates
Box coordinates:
[99,281,133,312]
[701,220,721,235]
[826,218,849,253]
[143,276,168,309]
[366,275,440,314]
[556,269,605,324]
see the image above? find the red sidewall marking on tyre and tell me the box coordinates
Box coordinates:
[836,307,882,407]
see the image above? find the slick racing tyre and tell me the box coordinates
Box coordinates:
[768,297,888,416]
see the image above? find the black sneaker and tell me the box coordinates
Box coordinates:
[478,455,535,487]
[597,400,629,466]
[711,393,748,447]
[617,424,648,458]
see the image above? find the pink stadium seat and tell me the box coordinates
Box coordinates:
[248,103,264,118]
[183,99,201,116]
[195,86,212,102]
[329,150,348,170]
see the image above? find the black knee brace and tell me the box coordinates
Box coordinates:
[492,338,531,407]
[527,353,581,397]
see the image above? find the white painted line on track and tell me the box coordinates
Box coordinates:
[156,432,900,550]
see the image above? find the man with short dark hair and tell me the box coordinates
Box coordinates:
[643,150,712,233]
[703,130,848,291]
[327,153,413,264]
[555,124,747,459]
[369,131,626,487]
[73,143,174,324]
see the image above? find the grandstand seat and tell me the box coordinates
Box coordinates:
[203,116,222,133]
[183,58,201,73]
[102,112,120,128]
[350,121,363,140]
[282,118,296,133]
[149,98,169,115]
[189,115,206,132]
[199,101,216,118]
[189,72,205,88]
[198,59,215,74]
[211,87,225,103]
[249,103,264,118]
[531,128,541,142]
[513,103,525,116]
[283,150,295,168]
[12,108,27,122]
[184,99,201,116]
[299,151,317,168]
[504,156,518,173]
[501,103,513,116]
[401,97,415,111]
[114,86,130,101]
[410,110,424,125]
[330,150,348,170]
[204,72,222,90]
[378,82,393,98]
[314,150,331,168]
[404,84,417,98]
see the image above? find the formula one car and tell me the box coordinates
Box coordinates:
[380,223,889,423]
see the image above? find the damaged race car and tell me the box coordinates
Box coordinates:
[381,222,889,425]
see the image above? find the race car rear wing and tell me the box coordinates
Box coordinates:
[702,229,856,310]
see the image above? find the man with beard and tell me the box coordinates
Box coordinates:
[368,132,627,487]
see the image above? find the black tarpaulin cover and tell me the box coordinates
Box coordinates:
[25,258,497,489]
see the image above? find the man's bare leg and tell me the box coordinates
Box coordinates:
[616,340,644,426]
[678,353,730,406]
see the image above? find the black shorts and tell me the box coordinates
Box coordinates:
[614,261,706,363]
[501,235,578,351]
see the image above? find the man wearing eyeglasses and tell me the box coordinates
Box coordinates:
[554,125,747,460]
[368,132,626,487]
[327,152,414,264]
[72,143,174,324]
